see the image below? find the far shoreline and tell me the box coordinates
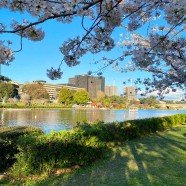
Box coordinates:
[0,107,185,111]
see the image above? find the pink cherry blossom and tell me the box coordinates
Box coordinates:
[0,0,185,94]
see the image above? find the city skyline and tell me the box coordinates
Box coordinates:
[5,75,185,101]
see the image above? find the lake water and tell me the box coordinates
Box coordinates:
[0,109,185,133]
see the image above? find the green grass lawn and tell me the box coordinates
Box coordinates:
[2,125,186,186]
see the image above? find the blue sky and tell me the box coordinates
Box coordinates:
[0,8,184,99]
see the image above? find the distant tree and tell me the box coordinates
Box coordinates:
[101,95,127,108]
[0,75,11,82]
[73,89,89,105]
[22,83,49,100]
[0,76,19,99]
[103,97,111,108]
[110,95,125,104]
[58,87,74,105]
[0,82,15,102]
[140,96,158,107]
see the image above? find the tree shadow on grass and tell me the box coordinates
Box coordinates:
[24,127,186,186]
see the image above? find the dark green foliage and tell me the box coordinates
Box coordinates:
[0,75,11,82]
[77,114,186,142]
[11,131,106,176]
[0,127,42,172]
[0,82,15,100]
[0,138,13,172]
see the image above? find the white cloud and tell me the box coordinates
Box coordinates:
[137,89,185,100]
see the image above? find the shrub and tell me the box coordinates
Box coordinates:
[0,127,42,172]
[11,130,106,176]
[76,114,186,142]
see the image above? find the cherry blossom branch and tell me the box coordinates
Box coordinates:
[13,33,23,53]
[0,0,103,34]
[81,1,103,42]
[74,0,120,51]
[147,16,185,54]
[92,54,125,75]
[76,1,150,53]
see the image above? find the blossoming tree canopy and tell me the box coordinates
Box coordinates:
[0,0,185,94]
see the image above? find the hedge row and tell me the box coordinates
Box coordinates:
[11,130,106,176]
[77,114,186,142]
[1,114,186,176]
[0,127,42,172]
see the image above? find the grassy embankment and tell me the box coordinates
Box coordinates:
[1,102,186,110]
[0,114,186,185]
[17,125,186,186]
[0,103,71,109]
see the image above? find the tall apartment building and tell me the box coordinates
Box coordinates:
[68,75,105,99]
[124,86,136,100]
[105,86,118,97]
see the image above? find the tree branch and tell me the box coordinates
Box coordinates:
[0,0,103,34]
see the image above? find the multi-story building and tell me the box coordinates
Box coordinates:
[124,86,136,100]
[105,86,118,97]
[19,80,84,100]
[68,75,105,99]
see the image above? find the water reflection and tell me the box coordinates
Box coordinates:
[124,111,138,121]
[0,110,5,125]
[0,109,185,132]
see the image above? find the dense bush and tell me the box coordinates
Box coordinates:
[0,127,42,172]
[0,103,19,108]
[76,114,186,142]
[11,130,106,176]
